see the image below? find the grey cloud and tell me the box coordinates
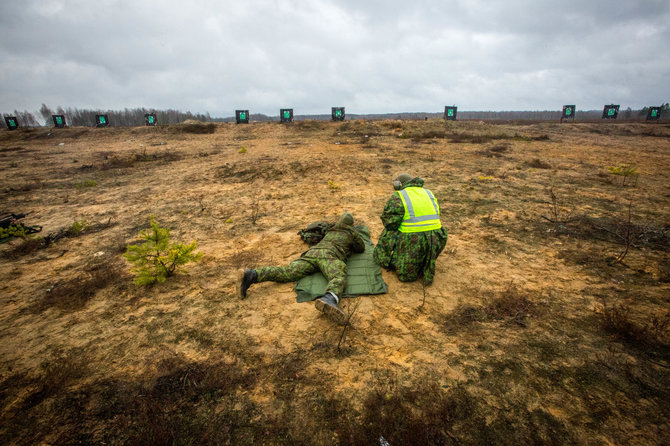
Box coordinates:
[1,0,668,117]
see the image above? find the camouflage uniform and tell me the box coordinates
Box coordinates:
[256,215,365,297]
[373,178,447,285]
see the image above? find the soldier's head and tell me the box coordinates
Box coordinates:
[393,173,413,190]
[335,212,354,229]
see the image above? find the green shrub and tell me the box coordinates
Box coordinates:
[0,224,30,240]
[68,219,89,235]
[75,179,97,188]
[327,180,341,190]
[123,218,202,285]
[606,164,639,186]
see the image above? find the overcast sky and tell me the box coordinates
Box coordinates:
[1,0,669,117]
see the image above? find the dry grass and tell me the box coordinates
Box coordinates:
[0,119,668,445]
[171,121,217,134]
[32,262,123,312]
[439,283,539,333]
[600,304,670,350]
[524,158,553,169]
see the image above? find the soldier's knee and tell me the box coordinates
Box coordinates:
[396,272,420,282]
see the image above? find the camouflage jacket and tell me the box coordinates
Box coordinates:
[303,221,365,262]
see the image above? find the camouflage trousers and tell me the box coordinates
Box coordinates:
[373,227,447,285]
[256,256,348,297]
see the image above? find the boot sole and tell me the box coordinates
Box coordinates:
[237,269,247,299]
[315,299,347,325]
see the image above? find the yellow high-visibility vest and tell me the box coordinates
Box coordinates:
[398,187,442,233]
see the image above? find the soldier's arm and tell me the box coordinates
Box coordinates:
[380,193,405,230]
[350,230,366,254]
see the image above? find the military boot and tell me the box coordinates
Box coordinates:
[237,269,258,299]
[315,292,346,325]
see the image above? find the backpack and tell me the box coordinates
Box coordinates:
[297,221,334,245]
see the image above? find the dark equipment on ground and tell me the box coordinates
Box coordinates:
[298,221,334,245]
[332,107,345,121]
[0,213,42,242]
[236,110,249,124]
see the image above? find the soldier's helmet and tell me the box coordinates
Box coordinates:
[393,173,413,190]
[335,212,354,228]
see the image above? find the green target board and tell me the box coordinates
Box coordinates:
[4,116,18,130]
[53,114,66,128]
[444,106,457,121]
[561,105,575,120]
[646,107,661,121]
[602,105,619,119]
[332,107,345,121]
[236,110,249,124]
[144,113,157,126]
[280,108,293,123]
[95,114,109,127]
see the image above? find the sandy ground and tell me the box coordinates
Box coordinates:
[0,119,668,444]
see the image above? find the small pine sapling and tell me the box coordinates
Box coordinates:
[606,164,639,186]
[123,218,202,285]
[0,224,30,240]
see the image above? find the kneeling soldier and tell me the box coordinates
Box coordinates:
[374,173,447,285]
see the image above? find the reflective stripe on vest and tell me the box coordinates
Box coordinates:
[398,187,442,233]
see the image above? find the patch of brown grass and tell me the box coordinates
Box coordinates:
[227,248,264,269]
[600,304,670,350]
[478,143,511,157]
[33,263,122,312]
[524,158,552,169]
[448,132,512,144]
[439,283,539,333]
[96,149,182,170]
[3,237,44,258]
[410,129,445,141]
[484,283,537,325]
[171,121,217,134]
[294,120,328,131]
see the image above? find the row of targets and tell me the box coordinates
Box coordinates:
[2,113,159,129]
[3,106,666,130]
[235,108,344,124]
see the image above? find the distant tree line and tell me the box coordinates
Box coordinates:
[1,104,212,127]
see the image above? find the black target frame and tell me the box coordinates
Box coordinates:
[646,107,662,121]
[52,114,66,128]
[280,108,293,123]
[144,113,157,126]
[444,106,457,121]
[236,110,249,124]
[95,114,109,127]
[602,105,620,120]
[4,116,18,130]
[332,107,345,121]
[561,105,576,121]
